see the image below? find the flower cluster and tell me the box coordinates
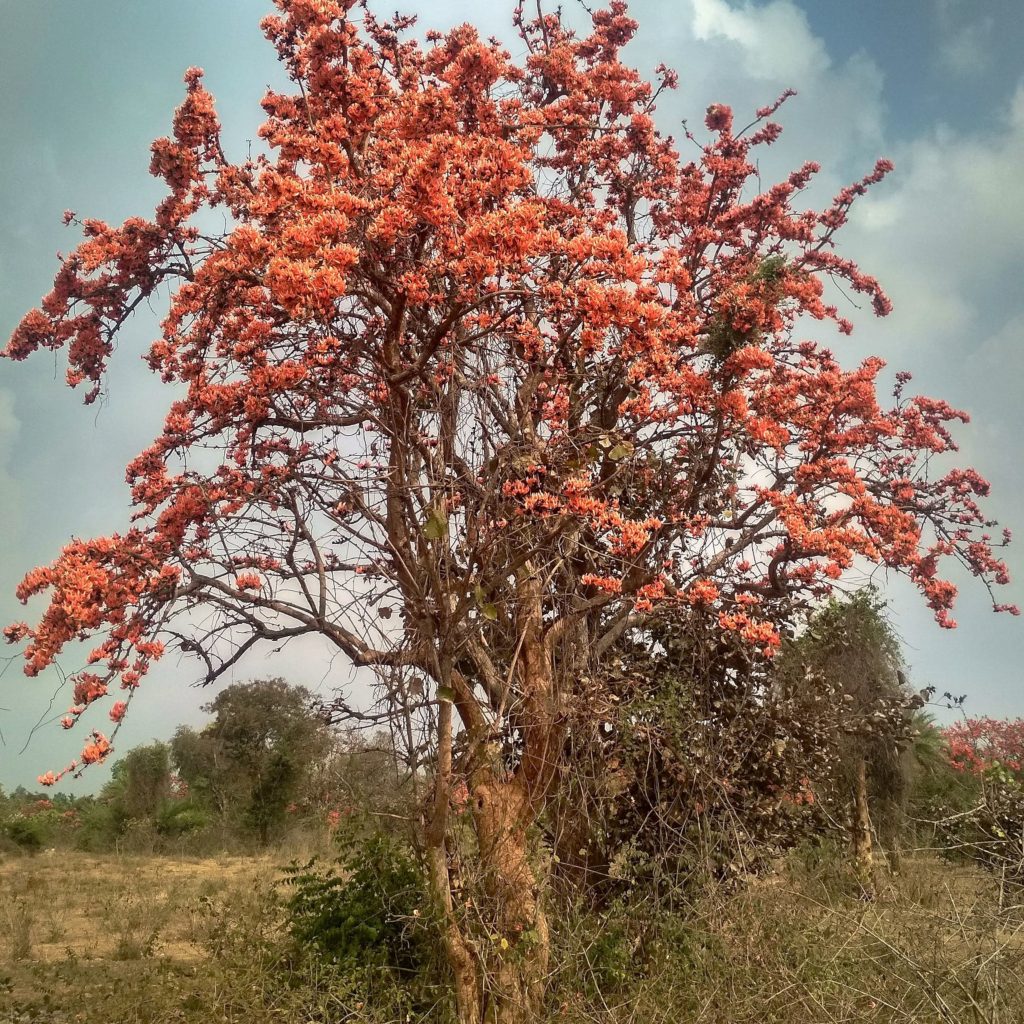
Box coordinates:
[943,718,1024,776]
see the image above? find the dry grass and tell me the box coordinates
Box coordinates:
[0,849,314,1024]
[555,851,1024,1024]
[0,850,280,964]
[2,847,1023,1023]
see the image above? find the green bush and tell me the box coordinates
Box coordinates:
[3,815,48,852]
[73,800,128,851]
[281,832,435,976]
[156,800,209,837]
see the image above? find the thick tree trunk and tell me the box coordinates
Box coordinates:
[473,779,550,1024]
[424,688,483,1024]
[422,568,560,1022]
[425,773,551,1024]
[851,756,875,896]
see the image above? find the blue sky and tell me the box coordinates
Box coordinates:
[1,0,1022,791]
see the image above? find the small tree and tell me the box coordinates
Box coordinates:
[310,727,417,829]
[778,591,917,888]
[905,712,968,815]
[3,2,1014,1019]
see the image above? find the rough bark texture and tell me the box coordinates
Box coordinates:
[425,694,482,1024]
[852,756,875,897]
[474,780,550,1023]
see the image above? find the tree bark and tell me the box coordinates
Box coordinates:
[851,756,875,896]
[473,778,550,1024]
[426,838,481,1024]
[425,686,482,1024]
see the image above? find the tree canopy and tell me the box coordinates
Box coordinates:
[172,678,333,840]
[4,2,1013,777]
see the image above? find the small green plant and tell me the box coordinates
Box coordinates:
[582,916,636,995]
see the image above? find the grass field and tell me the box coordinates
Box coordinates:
[0,850,298,1023]
[2,847,1023,1023]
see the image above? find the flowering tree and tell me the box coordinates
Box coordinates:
[938,718,1024,881]
[944,718,1024,777]
[2,1,1014,1019]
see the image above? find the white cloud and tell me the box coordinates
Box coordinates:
[627,0,887,202]
[690,0,829,81]
[845,79,1024,365]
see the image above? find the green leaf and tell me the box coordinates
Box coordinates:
[423,509,448,540]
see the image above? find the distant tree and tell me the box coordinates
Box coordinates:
[170,722,233,820]
[106,741,173,821]
[904,711,979,819]
[943,717,1024,778]
[308,727,417,828]
[910,718,1024,881]
[172,678,332,842]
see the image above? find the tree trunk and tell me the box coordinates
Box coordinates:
[426,773,551,1024]
[851,756,875,896]
[424,690,482,1024]
[423,569,559,1022]
[426,839,481,1024]
[473,779,550,1024]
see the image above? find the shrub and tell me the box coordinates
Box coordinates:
[3,815,48,852]
[73,800,127,851]
[281,832,435,976]
[156,800,209,838]
[935,766,1024,881]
